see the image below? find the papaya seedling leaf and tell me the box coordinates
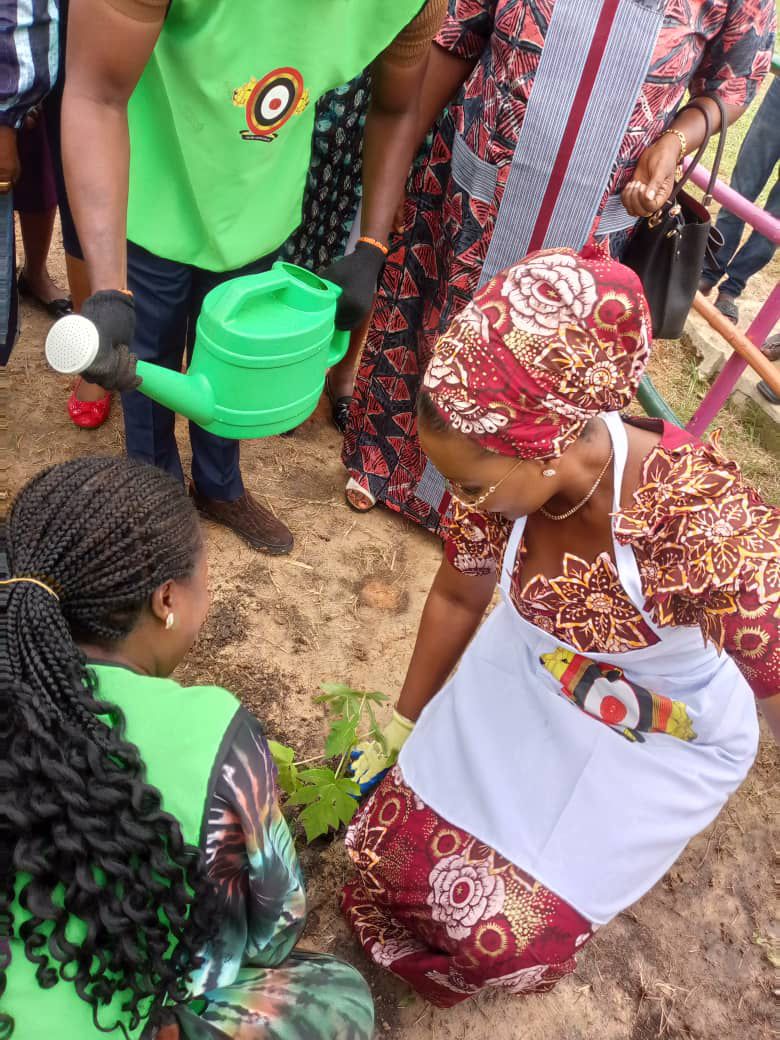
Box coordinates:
[317,683,389,715]
[318,682,356,699]
[286,785,323,807]
[267,740,295,765]
[325,717,359,758]
[296,774,361,842]
[276,761,300,797]
[268,740,301,796]
[271,685,389,843]
[298,767,339,785]
[299,801,341,843]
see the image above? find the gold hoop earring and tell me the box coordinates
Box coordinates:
[165,613,175,630]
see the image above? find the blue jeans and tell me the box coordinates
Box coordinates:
[122,242,276,500]
[702,77,780,298]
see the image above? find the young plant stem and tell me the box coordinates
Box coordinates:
[293,753,327,766]
[334,695,366,780]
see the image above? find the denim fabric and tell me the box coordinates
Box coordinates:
[122,242,276,500]
[702,77,780,298]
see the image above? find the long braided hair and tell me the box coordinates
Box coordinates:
[0,456,217,1037]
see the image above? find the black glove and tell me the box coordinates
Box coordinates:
[319,241,386,331]
[80,290,140,392]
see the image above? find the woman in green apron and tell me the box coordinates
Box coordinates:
[0,456,374,1039]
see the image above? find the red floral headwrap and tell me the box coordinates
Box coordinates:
[423,247,652,459]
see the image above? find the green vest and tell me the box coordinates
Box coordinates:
[127,0,425,272]
[5,666,239,1039]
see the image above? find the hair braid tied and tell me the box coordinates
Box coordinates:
[0,457,216,1037]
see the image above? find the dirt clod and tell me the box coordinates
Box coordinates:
[357,577,408,612]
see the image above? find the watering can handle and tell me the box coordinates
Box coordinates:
[217,268,301,320]
[327,327,351,367]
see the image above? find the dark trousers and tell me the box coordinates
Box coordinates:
[41,0,83,259]
[122,241,276,500]
[702,77,780,299]
[14,117,58,214]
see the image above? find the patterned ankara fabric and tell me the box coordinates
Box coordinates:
[342,0,777,532]
[282,72,371,273]
[440,0,775,183]
[280,5,442,271]
[175,709,374,1040]
[444,418,780,701]
[423,248,651,459]
[342,766,594,1008]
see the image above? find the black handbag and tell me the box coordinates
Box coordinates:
[623,95,727,340]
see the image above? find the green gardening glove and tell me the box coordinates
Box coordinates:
[350,709,415,791]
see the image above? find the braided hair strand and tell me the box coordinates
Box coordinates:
[0,456,217,1037]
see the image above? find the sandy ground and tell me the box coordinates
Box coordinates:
[5,236,777,1040]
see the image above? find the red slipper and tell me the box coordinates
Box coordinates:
[68,378,112,429]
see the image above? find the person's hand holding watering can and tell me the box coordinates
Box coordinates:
[80,290,141,392]
[320,239,387,331]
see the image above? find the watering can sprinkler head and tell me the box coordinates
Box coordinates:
[45,314,101,374]
[44,262,351,439]
[46,312,217,427]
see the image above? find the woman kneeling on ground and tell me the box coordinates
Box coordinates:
[0,457,373,1039]
[344,247,780,1007]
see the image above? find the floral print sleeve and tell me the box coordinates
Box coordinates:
[435,0,496,60]
[614,430,780,700]
[688,0,776,107]
[443,498,511,577]
[192,709,306,994]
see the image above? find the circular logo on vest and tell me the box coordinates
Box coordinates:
[232,68,309,142]
[540,647,696,744]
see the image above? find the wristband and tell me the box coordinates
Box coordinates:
[357,235,389,256]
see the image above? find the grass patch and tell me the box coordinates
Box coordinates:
[643,338,780,504]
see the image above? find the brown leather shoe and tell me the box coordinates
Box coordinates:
[190,485,293,554]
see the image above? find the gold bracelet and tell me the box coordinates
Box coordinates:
[661,128,687,165]
[357,235,389,256]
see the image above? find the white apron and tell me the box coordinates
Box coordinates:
[399,412,759,925]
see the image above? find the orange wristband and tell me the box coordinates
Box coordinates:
[357,235,389,256]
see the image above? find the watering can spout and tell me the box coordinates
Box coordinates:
[134,361,216,428]
[44,261,349,439]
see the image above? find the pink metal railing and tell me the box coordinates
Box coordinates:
[681,157,780,434]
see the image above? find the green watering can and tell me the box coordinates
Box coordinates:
[45,262,350,438]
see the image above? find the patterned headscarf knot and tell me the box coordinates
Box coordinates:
[423,248,651,459]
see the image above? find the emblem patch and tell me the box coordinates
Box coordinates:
[541,647,696,743]
[232,67,310,142]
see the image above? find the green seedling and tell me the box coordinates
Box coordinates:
[269,683,389,843]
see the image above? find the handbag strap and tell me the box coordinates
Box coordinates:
[687,92,729,203]
[668,92,728,205]
[667,104,712,202]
